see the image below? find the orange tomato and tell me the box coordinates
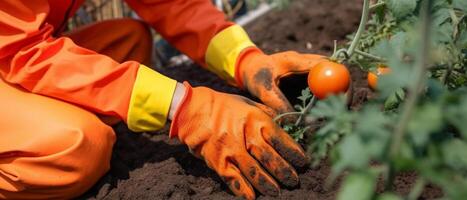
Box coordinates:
[307,61,351,99]
[367,66,391,90]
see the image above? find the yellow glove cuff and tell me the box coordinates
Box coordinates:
[127,65,177,132]
[205,25,256,84]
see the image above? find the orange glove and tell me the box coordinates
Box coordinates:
[170,82,309,199]
[236,49,327,114]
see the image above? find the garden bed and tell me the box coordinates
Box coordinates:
[79,0,443,199]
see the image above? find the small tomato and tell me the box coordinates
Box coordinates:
[307,61,351,99]
[367,66,391,90]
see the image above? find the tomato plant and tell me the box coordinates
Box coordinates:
[278,0,467,199]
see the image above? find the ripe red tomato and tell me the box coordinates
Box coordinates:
[367,66,391,90]
[307,61,351,99]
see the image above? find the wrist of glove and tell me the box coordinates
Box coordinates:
[169,82,308,199]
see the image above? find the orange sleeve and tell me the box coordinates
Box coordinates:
[125,0,234,67]
[0,0,138,120]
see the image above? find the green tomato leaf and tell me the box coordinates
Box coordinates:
[377,193,402,200]
[393,142,416,171]
[310,95,348,118]
[355,105,391,138]
[432,21,454,44]
[433,0,450,9]
[384,88,405,110]
[407,103,443,147]
[457,28,467,48]
[445,95,467,139]
[333,135,370,173]
[297,88,312,105]
[337,172,376,200]
[442,139,467,170]
[384,31,408,58]
[420,167,467,200]
[370,35,413,99]
[452,0,467,11]
[354,106,392,159]
[426,78,445,100]
[432,8,451,26]
[386,0,417,19]
[374,3,387,23]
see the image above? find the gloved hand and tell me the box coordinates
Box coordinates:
[170,82,308,199]
[236,49,327,113]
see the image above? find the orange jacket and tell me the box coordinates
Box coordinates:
[0,0,256,131]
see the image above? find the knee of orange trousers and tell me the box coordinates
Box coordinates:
[64,18,153,65]
[0,110,116,199]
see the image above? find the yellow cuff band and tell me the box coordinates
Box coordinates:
[205,25,256,83]
[127,65,177,132]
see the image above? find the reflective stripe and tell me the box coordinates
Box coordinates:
[205,25,255,84]
[127,65,177,132]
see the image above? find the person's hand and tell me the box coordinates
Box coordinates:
[236,49,328,113]
[169,82,308,199]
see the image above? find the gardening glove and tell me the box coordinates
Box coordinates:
[170,82,309,199]
[236,48,327,114]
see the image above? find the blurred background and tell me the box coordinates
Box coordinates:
[68,0,287,67]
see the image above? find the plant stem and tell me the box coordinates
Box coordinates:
[295,96,317,126]
[346,0,371,58]
[386,0,433,189]
[274,112,302,122]
[408,178,426,200]
[330,0,370,61]
[354,49,386,61]
[449,8,460,39]
[370,2,385,11]
[385,165,395,191]
[389,0,433,158]
[332,49,349,61]
[333,40,338,56]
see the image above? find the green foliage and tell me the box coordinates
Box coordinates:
[383,88,405,110]
[281,88,313,141]
[337,171,377,200]
[296,88,313,110]
[452,0,467,11]
[445,90,467,138]
[283,123,307,141]
[377,193,402,200]
[355,0,466,90]
[330,0,467,197]
[386,0,417,19]
[316,88,467,199]
[308,95,352,166]
[280,0,467,199]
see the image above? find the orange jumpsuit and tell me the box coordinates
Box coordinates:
[0,0,256,199]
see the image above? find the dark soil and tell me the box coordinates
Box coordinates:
[79,0,443,199]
